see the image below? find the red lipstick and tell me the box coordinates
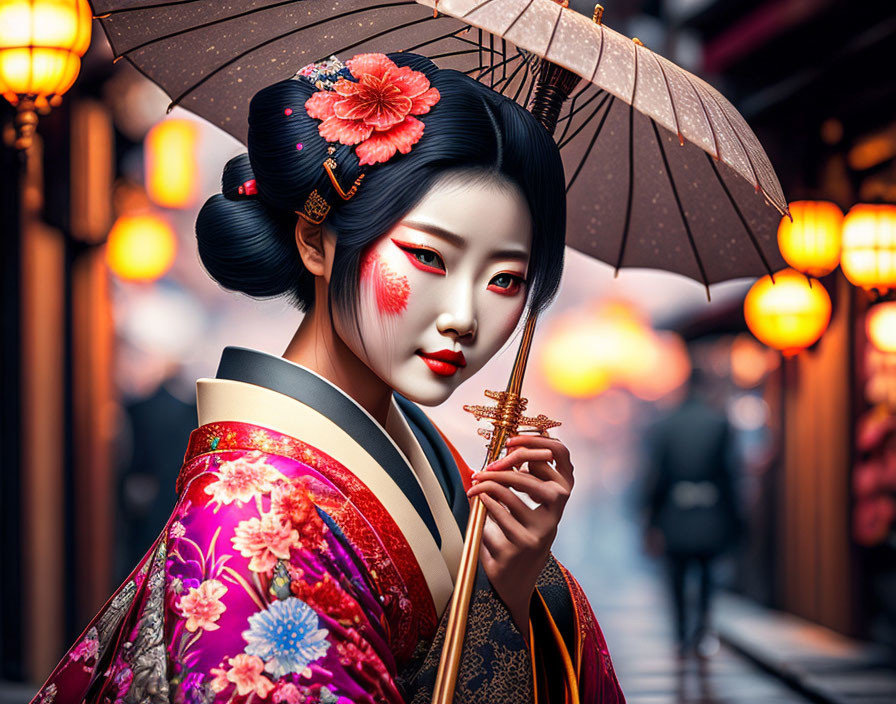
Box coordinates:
[417,349,467,377]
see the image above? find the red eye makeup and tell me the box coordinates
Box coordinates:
[487,272,525,296]
[391,239,446,275]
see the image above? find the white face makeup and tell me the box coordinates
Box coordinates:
[334,172,533,406]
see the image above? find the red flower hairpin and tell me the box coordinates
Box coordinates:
[304,53,440,166]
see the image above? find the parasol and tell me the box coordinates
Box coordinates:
[91,0,788,290]
[87,0,790,699]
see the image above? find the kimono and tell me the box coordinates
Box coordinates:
[31,347,624,704]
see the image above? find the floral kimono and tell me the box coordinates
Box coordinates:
[31,348,624,704]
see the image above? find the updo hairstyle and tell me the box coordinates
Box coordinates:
[196,53,566,315]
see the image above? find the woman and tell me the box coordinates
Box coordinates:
[31,53,624,704]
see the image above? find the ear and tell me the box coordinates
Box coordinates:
[295,217,327,277]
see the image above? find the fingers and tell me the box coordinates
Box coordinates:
[486,446,554,474]
[469,470,567,509]
[478,493,532,548]
[505,435,574,486]
[470,478,540,527]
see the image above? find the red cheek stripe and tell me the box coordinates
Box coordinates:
[361,251,410,315]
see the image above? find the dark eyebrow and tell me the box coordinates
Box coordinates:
[401,219,529,262]
[401,220,464,247]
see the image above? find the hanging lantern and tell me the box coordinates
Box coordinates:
[867,301,896,354]
[744,269,832,357]
[541,315,612,399]
[840,204,896,292]
[145,119,200,209]
[777,200,843,277]
[106,212,177,282]
[0,0,93,149]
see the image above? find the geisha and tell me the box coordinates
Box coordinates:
[31,53,624,704]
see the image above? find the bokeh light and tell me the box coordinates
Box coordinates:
[106,212,177,283]
[145,119,200,209]
[777,200,843,278]
[744,269,832,356]
[866,301,896,353]
[840,203,896,292]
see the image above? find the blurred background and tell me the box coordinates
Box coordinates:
[2,0,896,702]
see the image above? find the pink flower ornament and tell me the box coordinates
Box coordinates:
[177,578,228,632]
[304,53,440,166]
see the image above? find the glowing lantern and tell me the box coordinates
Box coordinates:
[744,269,832,356]
[541,316,612,398]
[106,212,177,282]
[145,119,200,209]
[866,301,896,353]
[841,204,896,292]
[777,200,843,277]
[628,332,691,401]
[0,0,93,149]
[541,302,658,399]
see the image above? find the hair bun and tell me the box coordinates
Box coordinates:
[221,153,257,200]
[195,153,314,307]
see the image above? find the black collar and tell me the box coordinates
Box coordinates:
[215,347,449,545]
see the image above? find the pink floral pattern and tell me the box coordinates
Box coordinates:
[27,420,622,704]
[232,512,300,573]
[177,579,228,632]
[221,654,275,698]
[205,453,283,508]
[304,53,440,166]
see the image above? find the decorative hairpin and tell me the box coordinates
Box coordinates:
[295,53,440,224]
[236,178,257,196]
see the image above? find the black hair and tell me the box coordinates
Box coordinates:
[196,52,566,316]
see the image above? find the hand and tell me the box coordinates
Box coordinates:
[466,434,574,635]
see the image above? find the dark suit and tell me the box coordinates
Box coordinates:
[644,396,743,646]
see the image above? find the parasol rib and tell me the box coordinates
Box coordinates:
[428,49,481,61]
[652,120,711,300]
[557,84,602,125]
[492,51,529,93]
[543,7,563,60]
[680,71,720,160]
[166,12,447,110]
[478,28,483,72]
[555,88,582,143]
[501,0,537,39]
[558,90,611,149]
[96,0,229,17]
[489,32,495,86]
[566,95,615,191]
[653,55,682,142]
[510,53,536,103]
[588,23,606,84]
[704,151,776,281]
[462,0,500,19]
[502,38,507,80]
[322,15,456,72]
[702,87,762,191]
[403,26,497,54]
[614,102,635,275]
[112,0,417,59]
[473,51,523,83]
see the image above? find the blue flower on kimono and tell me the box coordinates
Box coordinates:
[242,597,330,678]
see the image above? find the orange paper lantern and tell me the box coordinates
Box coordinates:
[841,204,896,292]
[744,269,831,356]
[145,119,200,209]
[0,0,92,148]
[866,301,896,354]
[106,213,177,282]
[777,200,843,277]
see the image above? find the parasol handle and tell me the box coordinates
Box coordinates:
[431,56,579,704]
[431,313,539,704]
